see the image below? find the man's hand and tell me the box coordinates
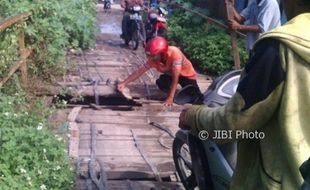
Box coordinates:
[228,19,241,30]
[117,81,126,92]
[163,97,173,107]
[178,108,191,130]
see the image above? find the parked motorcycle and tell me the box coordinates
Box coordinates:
[173,70,240,190]
[103,0,111,12]
[173,70,310,190]
[123,5,146,50]
[145,9,168,42]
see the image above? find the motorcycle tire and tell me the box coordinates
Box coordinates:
[132,30,139,50]
[173,131,198,190]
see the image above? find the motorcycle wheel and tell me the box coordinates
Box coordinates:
[173,131,198,190]
[131,30,139,50]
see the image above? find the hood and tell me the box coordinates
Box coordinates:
[256,13,310,63]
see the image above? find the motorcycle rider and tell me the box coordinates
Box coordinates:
[117,37,202,107]
[120,0,145,41]
[179,13,310,190]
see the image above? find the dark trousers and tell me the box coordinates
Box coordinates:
[156,74,201,92]
[121,12,130,36]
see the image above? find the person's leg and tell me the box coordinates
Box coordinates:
[178,76,201,92]
[156,74,172,92]
[178,76,204,104]
[121,12,130,38]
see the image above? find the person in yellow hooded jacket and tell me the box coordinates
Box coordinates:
[179,13,310,190]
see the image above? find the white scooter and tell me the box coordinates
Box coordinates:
[172,70,310,190]
[173,70,240,190]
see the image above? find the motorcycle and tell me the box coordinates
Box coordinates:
[173,70,241,190]
[145,7,168,42]
[103,0,111,12]
[123,5,146,50]
[172,70,310,190]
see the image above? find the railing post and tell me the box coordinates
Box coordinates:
[0,13,31,87]
[225,0,241,69]
[19,31,28,87]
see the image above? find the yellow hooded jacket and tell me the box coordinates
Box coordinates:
[184,13,310,190]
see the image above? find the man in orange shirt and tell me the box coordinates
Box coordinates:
[117,37,202,106]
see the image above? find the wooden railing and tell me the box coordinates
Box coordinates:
[0,12,32,87]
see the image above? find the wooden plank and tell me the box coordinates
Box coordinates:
[78,134,173,152]
[77,115,178,123]
[79,134,173,141]
[79,125,161,135]
[78,60,128,67]
[81,155,175,166]
[74,179,185,190]
[78,123,149,130]
[80,108,181,117]
[225,0,241,69]
[77,123,178,134]
[69,122,80,158]
[79,139,173,152]
[79,147,172,157]
[67,106,82,122]
[79,66,125,73]
[77,119,178,129]
[83,52,122,57]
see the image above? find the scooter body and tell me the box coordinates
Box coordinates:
[173,70,241,190]
[173,70,310,190]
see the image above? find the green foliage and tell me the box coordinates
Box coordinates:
[0,0,97,78]
[0,91,75,190]
[168,11,248,75]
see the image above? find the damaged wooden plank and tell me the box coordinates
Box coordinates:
[68,106,82,122]
[68,122,80,158]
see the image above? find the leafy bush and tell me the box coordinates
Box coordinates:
[168,11,248,75]
[0,91,75,190]
[0,0,97,78]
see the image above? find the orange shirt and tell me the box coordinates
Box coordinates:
[145,46,197,80]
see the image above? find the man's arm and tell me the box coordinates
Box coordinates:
[117,65,149,90]
[232,7,245,23]
[180,39,285,143]
[229,21,261,33]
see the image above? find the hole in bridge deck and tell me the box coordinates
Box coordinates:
[52,94,142,107]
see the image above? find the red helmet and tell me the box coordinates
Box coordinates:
[145,37,168,56]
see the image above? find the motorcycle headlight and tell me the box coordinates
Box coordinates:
[133,6,141,11]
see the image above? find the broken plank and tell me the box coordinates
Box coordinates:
[68,106,82,122]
